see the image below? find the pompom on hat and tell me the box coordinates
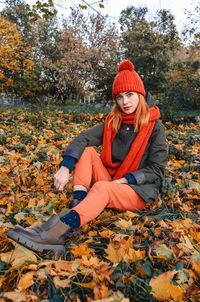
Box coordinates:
[112,60,145,98]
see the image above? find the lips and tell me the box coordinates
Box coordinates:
[124,107,131,111]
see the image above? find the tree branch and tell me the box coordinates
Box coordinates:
[81,0,105,18]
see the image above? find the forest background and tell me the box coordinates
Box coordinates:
[0,0,199,110]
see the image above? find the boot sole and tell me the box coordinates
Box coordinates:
[7,230,65,254]
[66,228,82,238]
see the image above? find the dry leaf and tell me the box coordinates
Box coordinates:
[53,276,70,288]
[0,291,38,302]
[17,271,34,291]
[114,218,133,230]
[192,253,200,277]
[71,242,95,257]
[154,244,174,260]
[0,242,37,268]
[150,271,184,301]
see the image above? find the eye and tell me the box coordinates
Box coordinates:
[116,95,122,101]
[127,92,133,97]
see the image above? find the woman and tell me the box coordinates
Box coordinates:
[7,60,168,254]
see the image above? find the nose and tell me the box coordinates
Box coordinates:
[123,96,128,105]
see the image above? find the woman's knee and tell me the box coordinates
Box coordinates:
[83,146,95,154]
[79,147,96,160]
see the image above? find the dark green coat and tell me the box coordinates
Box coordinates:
[62,92,168,203]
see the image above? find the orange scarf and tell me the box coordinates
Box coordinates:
[100,106,160,179]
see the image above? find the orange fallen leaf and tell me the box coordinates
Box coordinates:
[129,248,146,262]
[53,276,70,288]
[0,291,38,302]
[0,242,37,268]
[77,282,96,289]
[54,260,71,272]
[71,242,95,257]
[150,271,184,301]
[17,271,34,291]
[105,242,122,264]
[5,202,13,216]
[114,218,133,230]
[192,253,200,277]
[105,237,145,265]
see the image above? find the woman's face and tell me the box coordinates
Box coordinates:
[116,91,139,114]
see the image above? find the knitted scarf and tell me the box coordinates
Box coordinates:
[100,106,160,180]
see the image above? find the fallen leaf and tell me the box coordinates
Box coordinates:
[114,218,133,230]
[192,253,200,277]
[150,271,184,301]
[0,291,38,302]
[53,276,70,288]
[17,271,34,291]
[154,244,174,260]
[71,242,95,257]
[0,242,37,268]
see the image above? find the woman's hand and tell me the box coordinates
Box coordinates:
[112,177,128,184]
[54,166,70,191]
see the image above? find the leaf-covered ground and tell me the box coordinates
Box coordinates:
[0,106,200,302]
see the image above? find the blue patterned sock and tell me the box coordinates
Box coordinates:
[73,190,87,201]
[60,210,80,229]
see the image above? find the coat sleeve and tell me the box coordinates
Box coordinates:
[62,123,104,160]
[131,121,168,185]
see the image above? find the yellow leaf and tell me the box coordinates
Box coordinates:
[71,242,94,257]
[124,210,139,218]
[54,260,71,272]
[0,242,37,268]
[1,292,38,302]
[25,216,40,226]
[175,269,196,290]
[53,276,70,288]
[5,202,13,216]
[82,224,89,232]
[128,248,146,262]
[105,242,122,264]
[17,271,34,291]
[114,218,133,230]
[170,218,193,230]
[182,235,194,250]
[77,282,96,289]
[175,178,184,186]
[150,271,184,301]
[154,244,174,260]
[105,237,145,265]
[192,253,200,277]
[14,212,26,223]
[81,255,100,267]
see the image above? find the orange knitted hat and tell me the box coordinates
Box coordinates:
[112,60,145,98]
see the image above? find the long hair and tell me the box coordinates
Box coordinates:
[109,94,150,133]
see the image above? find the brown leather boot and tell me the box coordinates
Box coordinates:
[7,214,71,254]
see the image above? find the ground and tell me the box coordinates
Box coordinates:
[0,106,200,302]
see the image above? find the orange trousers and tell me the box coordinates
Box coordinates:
[72,147,145,226]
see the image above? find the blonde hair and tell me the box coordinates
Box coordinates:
[109,94,150,133]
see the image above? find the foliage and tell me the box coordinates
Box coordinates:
[0,1,199,110]
[0,17,34,93]
[51,8,119,102]
[1,1,62,101]
[0,0,33,42]
[162,60,200,110]
[20,0,105,23]
[0,106,200,301]
[119,7,179,95]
